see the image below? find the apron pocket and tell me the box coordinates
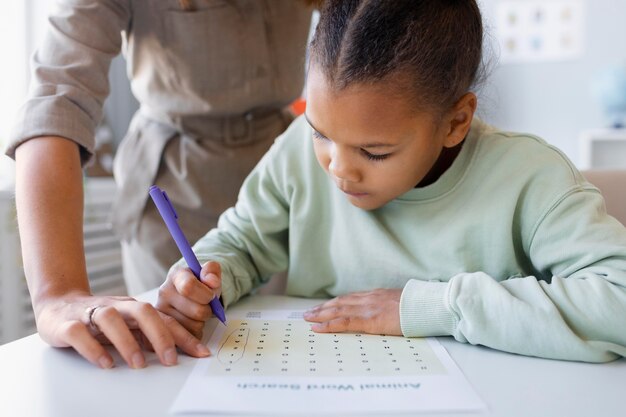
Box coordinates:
[162,4,250,95]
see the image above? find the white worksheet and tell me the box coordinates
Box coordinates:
[171,310,485,415]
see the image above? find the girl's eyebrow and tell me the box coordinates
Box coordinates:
[304,113,325,137]
[304,113,397,149]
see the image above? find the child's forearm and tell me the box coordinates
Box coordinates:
[401,189,626,363]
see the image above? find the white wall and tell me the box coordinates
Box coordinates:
[0,3,27,188]
[0,0,57,189]
[478,0,625,166]
[0,0,137,188]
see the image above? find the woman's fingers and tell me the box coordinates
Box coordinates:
[90,305,147,368]
[50,263,223,369]
[38,293,211,369]
[96,299,211,366]
[123,302,179,366]
[159,312,211,357]
[59,320,114,369]
[106,300,208,365]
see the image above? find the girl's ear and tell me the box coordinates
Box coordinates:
[443,92,477,148]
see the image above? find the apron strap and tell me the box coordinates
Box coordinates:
[111,114,177,240]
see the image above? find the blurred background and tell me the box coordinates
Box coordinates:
[1,0,626,344]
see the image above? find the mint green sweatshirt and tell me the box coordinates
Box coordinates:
[176,116,626,363]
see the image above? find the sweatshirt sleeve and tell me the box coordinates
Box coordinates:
[400,186,626,363]
[5,0,130,164]
[170,133,293,308]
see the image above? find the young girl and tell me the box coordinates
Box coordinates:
[156,0,626,363]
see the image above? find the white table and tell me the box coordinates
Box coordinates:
[1,293,625,417]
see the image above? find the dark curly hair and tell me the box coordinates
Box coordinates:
[310,0,484,113]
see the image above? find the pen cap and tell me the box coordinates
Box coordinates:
[149,185,178,219]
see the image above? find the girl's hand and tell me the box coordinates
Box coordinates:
[35,292,209,369]
[303,288,403,335]
[156,261,222,340]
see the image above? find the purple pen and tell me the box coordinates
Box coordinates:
[149,185,226,324]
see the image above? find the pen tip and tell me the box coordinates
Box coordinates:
[215,313,226,325]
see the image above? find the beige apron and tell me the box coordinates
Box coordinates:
[114,110,292,295]
[110,1,312,294]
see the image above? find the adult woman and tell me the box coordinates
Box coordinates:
[5,0,316,368]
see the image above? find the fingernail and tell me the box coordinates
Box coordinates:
[131,352,146,369]
[197,343,211,356]
[99,356,113,369]
[164,348,178,366]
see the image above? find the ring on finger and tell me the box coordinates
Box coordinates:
[85,305,105,333]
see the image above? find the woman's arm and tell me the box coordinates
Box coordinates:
[16,137,209,368]
[10,0,209,367]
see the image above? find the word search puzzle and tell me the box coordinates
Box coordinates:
[172,304,485,415]
[210,312,446,377]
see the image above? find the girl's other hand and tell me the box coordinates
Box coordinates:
[156,261,222,340]
[303,288,403,336]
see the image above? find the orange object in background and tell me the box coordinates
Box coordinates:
[290,97,306,115]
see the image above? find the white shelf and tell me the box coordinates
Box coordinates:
[579,128,626,169]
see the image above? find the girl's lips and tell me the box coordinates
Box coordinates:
[341,188,368,197]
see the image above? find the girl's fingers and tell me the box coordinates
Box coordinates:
[166,289,214,322]
[306,292,372,314]
[310,316,368,333]
[304,303,374,333]
[59,320,114,369]
[173,269,215,304]
[320,291,374,307]
[304,290,403,336]
[304,304,365,323]
[201,262,221,288]
[157,303,206,339]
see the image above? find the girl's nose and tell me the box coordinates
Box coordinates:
[328,147,361,183]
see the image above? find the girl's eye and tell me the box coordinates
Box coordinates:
[362,149,390,161]
[312,131,328,141]
[313,130,390,161]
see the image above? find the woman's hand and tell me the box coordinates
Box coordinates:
[35,292,210,369]
[156,261,222,340]
[303,288,403,335]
